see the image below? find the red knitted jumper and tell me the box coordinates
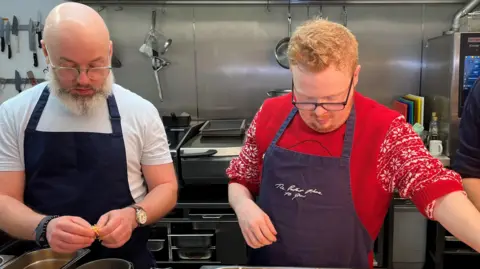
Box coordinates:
[227,92,463,266]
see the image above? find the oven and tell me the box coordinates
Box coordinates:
[421,32,480,159]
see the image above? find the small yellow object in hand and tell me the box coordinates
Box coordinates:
[91,225,101,240]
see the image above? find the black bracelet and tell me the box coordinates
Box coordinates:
[35,215,59,247]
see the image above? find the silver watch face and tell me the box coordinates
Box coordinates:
[136,209,147,224]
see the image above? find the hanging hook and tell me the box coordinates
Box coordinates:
[287,0,291,17]
[151,9,157,31]
[161,2,166,14]
[97,6,106,12]
[265,0,270,12]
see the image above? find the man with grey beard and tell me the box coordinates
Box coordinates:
[0,3,177,269]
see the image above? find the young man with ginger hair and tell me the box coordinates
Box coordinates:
[227,18,480,268]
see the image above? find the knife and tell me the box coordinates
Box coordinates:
[29,19,38,67]
[12,16,19,53]
[27,71,38,86]
[0,19,4,52]
[36,11,43,49]
[14,70,22,93]
[5,21,11,59]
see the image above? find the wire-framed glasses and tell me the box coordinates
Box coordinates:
[50,65,112,81]
[292,76,354,111]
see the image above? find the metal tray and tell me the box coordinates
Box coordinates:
[199,119,246,137]
[3,248,89,269]
[147,239,165,252]
[76,258,132,269]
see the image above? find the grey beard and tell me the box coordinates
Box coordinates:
[45,70,115,116]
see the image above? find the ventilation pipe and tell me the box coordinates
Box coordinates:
[449,0,480,33]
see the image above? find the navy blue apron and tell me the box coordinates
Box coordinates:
[23,86,154,269]
[248,107,373,268]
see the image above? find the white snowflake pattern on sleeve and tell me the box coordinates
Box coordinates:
[377,116,463,219]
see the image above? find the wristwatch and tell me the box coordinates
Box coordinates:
[129,205,147,227]
[34,215,59,247]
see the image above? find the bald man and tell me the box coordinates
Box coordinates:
[0,3,177,269]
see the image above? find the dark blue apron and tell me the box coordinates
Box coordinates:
[23,86,154,269]
[248,107,373,268]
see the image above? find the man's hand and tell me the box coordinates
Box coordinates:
[235,199,277,249]
[96,207,136,249]
[46,216,96,253]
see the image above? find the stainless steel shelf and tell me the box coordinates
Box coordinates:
[72,0,468,5]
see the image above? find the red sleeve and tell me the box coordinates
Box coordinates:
[226,106,263,196]
[377,116,464,219]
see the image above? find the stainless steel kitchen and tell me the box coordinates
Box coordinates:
[1,0,480,269]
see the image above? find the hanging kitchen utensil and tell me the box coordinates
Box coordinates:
[5,21,11,59]
[140,10,171,58]
[36,11,43,48]
[14,70,23,93]
[152,56,170,102]
[27,71,38,86]
[12,16,19,53]
[342,6,348,27]
[274,0,291,69]
[139,10,158,57]
[0,19,5,52]
[161,38,172,55]
[29,19,38,67]
[318,5,323,19]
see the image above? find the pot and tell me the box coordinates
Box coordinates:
[267,89,291,98]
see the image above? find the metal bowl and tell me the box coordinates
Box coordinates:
[76,258,133,269]
[3,248,85,269]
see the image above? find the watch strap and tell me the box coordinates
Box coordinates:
[35,215,59,247]
[129,204,143,211]
[129,205,146,227]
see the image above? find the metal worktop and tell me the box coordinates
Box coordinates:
[199,266,368,269]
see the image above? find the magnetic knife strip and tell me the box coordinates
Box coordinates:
[1,24,34,32]
[1,78,46,84]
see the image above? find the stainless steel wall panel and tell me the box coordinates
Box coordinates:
[85,4,463,121]
[194,5,308,119]
[99,6,199,118]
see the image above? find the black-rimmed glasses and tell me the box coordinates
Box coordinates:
[292,76,354,111]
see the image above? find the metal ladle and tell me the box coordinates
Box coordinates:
[161,39,172,55]
[152,56,171,101]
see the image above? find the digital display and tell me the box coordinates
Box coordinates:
[462,56,480,104]
[468,37,480,43]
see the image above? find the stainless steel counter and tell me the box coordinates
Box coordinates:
[200,265,368,269]
[200,264,426,269]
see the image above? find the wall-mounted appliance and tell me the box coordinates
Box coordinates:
[420,32,480,160]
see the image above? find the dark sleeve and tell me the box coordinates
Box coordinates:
[453,80,480,178]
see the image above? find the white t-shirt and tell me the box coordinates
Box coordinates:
[0,82,172,202]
